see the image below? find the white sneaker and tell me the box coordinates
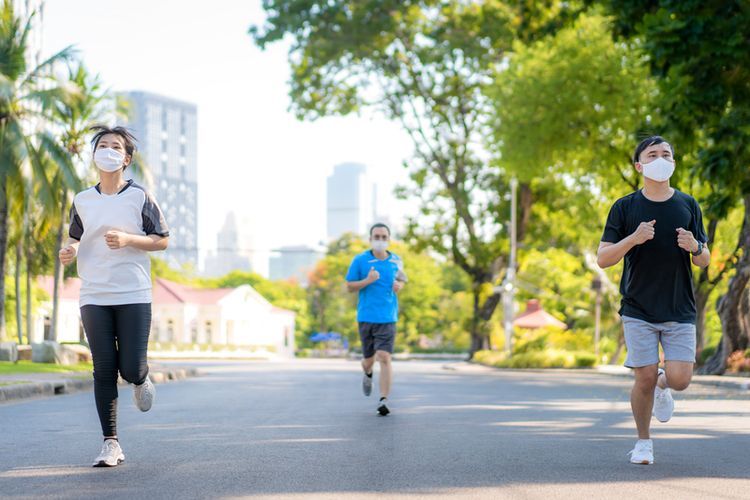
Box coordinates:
[653,369,674,423]
[133,376,155,412]
[93,439,124,467]
[628,439,654,465]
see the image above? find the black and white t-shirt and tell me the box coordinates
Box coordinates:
[601,189,707,324]
[69,180,169,307]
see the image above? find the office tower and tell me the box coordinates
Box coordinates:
[326,163,376,240]
[269,245,325,286]
[120,91,198,269]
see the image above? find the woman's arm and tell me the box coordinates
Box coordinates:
[105,231,169,252]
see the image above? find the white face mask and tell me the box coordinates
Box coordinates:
[372,240,389,253]
[94,148,126,173]
[641,157,675,182]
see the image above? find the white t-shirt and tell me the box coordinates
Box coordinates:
[69,180,169,307]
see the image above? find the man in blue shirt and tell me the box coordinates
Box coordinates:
[346,223,406,416]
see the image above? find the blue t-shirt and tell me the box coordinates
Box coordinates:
[346,250,404,324]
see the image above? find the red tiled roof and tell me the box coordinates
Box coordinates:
[153,278,234,305]
[513,299,567,330]
[37,276,82,300]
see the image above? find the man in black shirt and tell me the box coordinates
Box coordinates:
[598,136,710,465]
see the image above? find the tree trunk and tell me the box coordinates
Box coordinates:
[468,283,490,359]
[50,193,68,342]
[694,218,718,362]
[700,195,750,375]
[25,229,32,344]
[15,240,23,344]
[517,182,533,243]
[0,177,8,341]
[694,284,710,361]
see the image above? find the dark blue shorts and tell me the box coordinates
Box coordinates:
[358,322,396,358]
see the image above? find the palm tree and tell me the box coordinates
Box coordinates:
[42,64,105,341]
[0,0,77,340]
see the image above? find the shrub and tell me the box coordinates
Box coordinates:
[473,349,596,369]
[726,350,750,373]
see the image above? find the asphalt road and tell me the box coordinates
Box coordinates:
[1,359,749,499]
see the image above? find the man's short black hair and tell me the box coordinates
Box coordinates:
[633,135,674,164]
[369,223,391,236]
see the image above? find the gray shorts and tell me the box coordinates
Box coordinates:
[622,315,696,368]
[358,322,396,358]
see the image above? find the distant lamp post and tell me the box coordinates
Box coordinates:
[503,178,518,356]
[592,276,603,360]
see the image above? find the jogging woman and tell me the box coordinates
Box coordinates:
[59,126,170,467]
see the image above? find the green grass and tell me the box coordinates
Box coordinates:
[0,361,93,375]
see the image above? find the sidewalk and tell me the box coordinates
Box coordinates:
[455,361,750,391]
[0,363,200,403]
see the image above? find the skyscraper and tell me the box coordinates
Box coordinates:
[269,245,325,286]
[204,212,259,277]
[326,163,376,240]
[120,91,198,269]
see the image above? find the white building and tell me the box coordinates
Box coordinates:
[326,163,377,240]
[151,278,295,356]
[34,277,296,357]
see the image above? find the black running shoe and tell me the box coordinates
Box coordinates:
[377,399,390,416]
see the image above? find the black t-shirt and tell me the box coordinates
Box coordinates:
[601,189,707,324]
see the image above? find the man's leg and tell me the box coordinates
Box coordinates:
[631,364,659,439]
[659,321,697,391]
[359,323,376,397]
[658,361,693,390]
[362,356,375,376]
[374,350,392,399]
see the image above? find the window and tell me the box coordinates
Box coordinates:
[205,321,213,343]
[166,319,174,342]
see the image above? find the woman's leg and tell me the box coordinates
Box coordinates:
[80,305,119,438]
[114,303,151,385]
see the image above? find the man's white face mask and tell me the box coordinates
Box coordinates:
[372,240,389,252]
[641,156,675,182]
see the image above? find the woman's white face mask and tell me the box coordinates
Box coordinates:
[94,148,126,173]
[641,156,675,182]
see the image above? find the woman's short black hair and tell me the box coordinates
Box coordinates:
[633,135,674,164]
[90,125,138,169]
[369,223,391,236]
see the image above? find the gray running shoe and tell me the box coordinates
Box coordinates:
[133,376,155,412]
[93,439,124,467]
[362,372,373,397]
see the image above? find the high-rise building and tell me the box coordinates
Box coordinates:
[269,245,325,286]
[326,163,376,240]
[204,212,259,277]
[120,91,198,269]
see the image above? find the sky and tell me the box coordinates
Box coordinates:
[40,0,416,273]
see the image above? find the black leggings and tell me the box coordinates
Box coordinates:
[80,303,151,438]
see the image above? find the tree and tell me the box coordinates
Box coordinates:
[0,0,76,340]
[598,0,750,373]
[42,64,104,341]
[251,1,582,356]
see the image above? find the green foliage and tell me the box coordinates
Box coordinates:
[474,348,596,369]
[0,360,92,375]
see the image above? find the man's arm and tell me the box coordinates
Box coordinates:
[347,267,379,292]
[597,220,656,268]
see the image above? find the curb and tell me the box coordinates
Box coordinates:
[0,366,200,404]
[460,361,750,391]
